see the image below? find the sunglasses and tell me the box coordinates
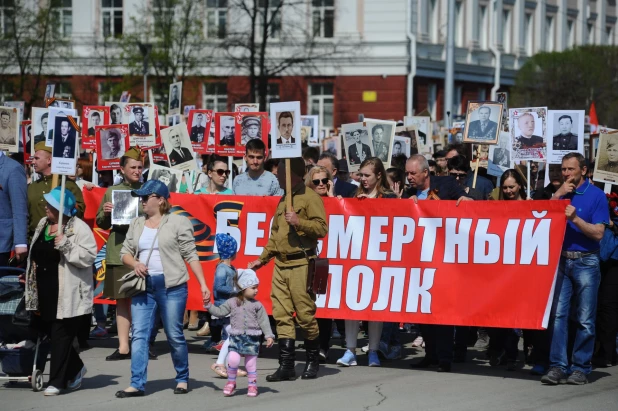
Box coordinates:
[312,178,329,186]
[450,172,467,180]
[211,169,230,177]
[141,194,159,202]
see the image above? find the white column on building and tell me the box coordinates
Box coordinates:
[556,0,568,50]
[596,0,607,44]
[467,0,480,49]
[535,0,547,51]
[419,0,430,41]
[576,0,588,45]
[495,0,504,49]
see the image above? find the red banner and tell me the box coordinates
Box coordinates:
[83,189,567,329]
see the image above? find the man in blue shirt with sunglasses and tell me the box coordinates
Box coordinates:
[542,153,608,386]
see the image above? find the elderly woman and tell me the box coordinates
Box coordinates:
[305,165,337,198]
[115,180,211,398]
[25,187,97,396]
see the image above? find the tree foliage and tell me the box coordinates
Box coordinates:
[511,46,618,126]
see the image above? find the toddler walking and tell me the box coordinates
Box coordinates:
[206,269,274,397]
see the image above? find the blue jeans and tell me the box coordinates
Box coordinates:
[130,275,188,391]
[549,254,601,374]
[380,322,401,347]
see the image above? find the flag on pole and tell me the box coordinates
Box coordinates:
[589,101,599,134]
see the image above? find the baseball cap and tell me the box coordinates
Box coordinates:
[131,179,170,199]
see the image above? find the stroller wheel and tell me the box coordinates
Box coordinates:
[32,370,44,392]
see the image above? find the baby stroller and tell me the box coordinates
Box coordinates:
[0,266,49,391]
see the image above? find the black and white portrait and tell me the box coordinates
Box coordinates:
[235,103,259,113]
[547,110,585,164]
[509,107,547,161]
[463,101,503,144]
[394,126,419,155]
[109,103,123,125]
[219,115,235,146]
[52,116,76,159]
[149,164,183,193]
[168,81,182,115]
[45,83,55,100]
[32,108,48,145]
[128,105,150,135]
[0,108,19,151]
[87,110,103,136]
[101,128,126,160]
[342,123,373,172]
[241,116,262,145]
[190,112,206,143]
[112,190,138,225]
[161,124,196,171]
[490,132,511,167]
[366,121,395,163]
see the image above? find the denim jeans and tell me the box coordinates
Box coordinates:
[380,322,401,347]
[549,254,601,374]
[130,275,189,391]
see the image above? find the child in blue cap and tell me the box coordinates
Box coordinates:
[209,233,247,378]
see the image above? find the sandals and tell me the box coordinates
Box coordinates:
[211,363,228,378]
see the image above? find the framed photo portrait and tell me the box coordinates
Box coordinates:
[364,119,396,165]
[111,190,138,225]
[44,83,56,100]
[487,131,512,177]
[183,105,196,117]
[234,112,269,156]
[594,132,618,184]
[31,107,49,147]
[149,142,170,166]
[120,91,131,103]
[301,115,320,147]
[0,107,20,152]
[546,110,585,164]
[392,136,411,160]
[105,102,127,125]
[403,116,431,147]
[509,107,548,161]
[149,163,183,193]
[168,81,182,115]
[270,101,302,159]
[235,103,259,113]
[394,125,419,155]
[96,124,130,170]
[82,106,110,151]
[51,116,79,175]
[214,112,237,156]
[46,98,75,110]
[462,101,503,144]
[186,109,214,153]
[21,120,32,163]
[125,103,156,147]
[496,92,509,132]
[46,106,76,148]
[161,123,197,172]
[321,134,341,158]
[342,122,374,172]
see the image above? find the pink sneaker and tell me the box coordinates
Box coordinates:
[223,382,236,397]
[247,386,258,397]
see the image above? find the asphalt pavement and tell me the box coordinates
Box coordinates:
[2,329,617,411]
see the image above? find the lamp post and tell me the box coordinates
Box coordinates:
[138,42,152,103]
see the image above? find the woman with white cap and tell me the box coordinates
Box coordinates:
[115,179,211,398]
[25,187,97,396]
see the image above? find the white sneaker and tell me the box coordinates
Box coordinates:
[361,344,369,353]
[411,336,424,347]
[67,366,87,390]
[44,386,60,396]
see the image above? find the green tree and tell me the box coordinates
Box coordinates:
[511,46,618,126]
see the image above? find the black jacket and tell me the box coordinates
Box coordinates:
[334,178,357,198]
[403,175,467,200]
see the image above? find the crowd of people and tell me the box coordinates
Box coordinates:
[1,129,617,399]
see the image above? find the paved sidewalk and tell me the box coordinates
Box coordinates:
[2,330,617,411]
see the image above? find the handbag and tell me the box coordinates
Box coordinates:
[292,226,329,295]
[118,227,160,298]
[12,296,32,327]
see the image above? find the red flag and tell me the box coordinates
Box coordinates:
[589,101,599,133]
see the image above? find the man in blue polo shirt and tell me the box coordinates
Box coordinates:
[542,153,608,385]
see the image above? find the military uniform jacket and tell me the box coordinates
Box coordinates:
[552,133,578,150]
[27,174,85,236]
[96,181,142,266]
[259,183,328,268]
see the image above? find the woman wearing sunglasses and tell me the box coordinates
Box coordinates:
[116,180,211,398]
[337,157,396,369]
[195,155,233,195]
[305,165,338,198]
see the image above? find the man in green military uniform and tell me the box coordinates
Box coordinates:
[28,141,85,238]
[249,157,328,381]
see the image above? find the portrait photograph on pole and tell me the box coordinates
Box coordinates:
[235,112,269,156]
[321,134,342,158]
[168,81,183,115]
[51,116,79,175]
[488,131,513,177]
[462,101,504,144]
[394,125,419,155]
[594,132,618,184]
[105,101,127,125]
[45,106,76,147]
[95,124,130,170]
[214,112,237,155]
[125,103,157,147]
[0,106,20,152]
[546,110,585,164]
[161,123,197,171]
[21,120,32,163]
[364,119,396,165]
[301,115,320,147]
[186,109,214,153]
[342,122,373,172]
[234,103,259,112]
[269,101,301,159]
[509,107,548,161]
[82,106,110,151]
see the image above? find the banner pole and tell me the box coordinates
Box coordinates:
[58,174,66,234]
[526,161,531,199]
[92,152,98,186]
[285,158,292,212]
[228,156,233,189]
[472,157,480,189]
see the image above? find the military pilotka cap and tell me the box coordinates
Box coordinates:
[122,147,142,161]
[34,141,52,153]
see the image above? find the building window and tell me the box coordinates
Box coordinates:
[428,83,437,120]
[479,5,488,49]
[524,13,533,55]
[55,82,73,100]
[429,0,439,43]
[265,83,280,113]
[545,16,554,51]
[312,0,334,38]
[454,1,464,47]
[309,83,333,129]
[102,0,123,38]
[206,0,227,39]
[567,19,575,48]
[477,88,486,101]
[257,0,281,39]
[204,82,228,112]
[606,25,614,45]
[502,9,511,53]
[52,0,72,38]
[0,0,14,35]
[153,0,175,38]
[453,85,462,116]
[587,23,595,44]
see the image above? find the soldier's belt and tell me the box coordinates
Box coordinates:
[277,250,316,263]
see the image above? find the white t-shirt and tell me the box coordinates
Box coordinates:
[138,226,164,276]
